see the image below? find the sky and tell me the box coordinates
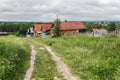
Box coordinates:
[0,0,120,22]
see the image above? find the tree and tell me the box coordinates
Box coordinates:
[16,26,28,36]
[53,18,61,37]
[107,22,116,32]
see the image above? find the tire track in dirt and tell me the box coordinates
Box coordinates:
[24,45,36,80]
[45,46,78,80]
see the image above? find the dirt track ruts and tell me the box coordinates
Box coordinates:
[24,45,36,80]
[45,46,78,80]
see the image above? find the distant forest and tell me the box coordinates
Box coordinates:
[0,22,33,32]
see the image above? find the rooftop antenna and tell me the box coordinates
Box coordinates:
[57,14,59,19]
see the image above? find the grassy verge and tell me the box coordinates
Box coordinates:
[39,36,120,80]
[0,36,31,80]
[29,39,64,80]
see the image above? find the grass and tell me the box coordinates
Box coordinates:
[39,36,120,80]
[29,39,64,80]
[0,36,31,80]
[1,35,119,80]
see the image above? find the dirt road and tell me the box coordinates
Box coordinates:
[25,39,79,80]
[24,45,36,80]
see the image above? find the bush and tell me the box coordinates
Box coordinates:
[0,36,30,80]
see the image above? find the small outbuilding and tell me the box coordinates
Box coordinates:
[92,29,108,37]
[0,32,9,36]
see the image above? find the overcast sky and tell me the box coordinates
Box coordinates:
[0,0,120,22]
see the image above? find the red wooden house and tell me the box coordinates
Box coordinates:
[34,24,52,37]
[51,21,86,36]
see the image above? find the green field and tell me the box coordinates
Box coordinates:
[39,36,120,80]
[0,36,120,80]
[0,36,30,80]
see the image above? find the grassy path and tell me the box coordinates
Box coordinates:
[45,46,78,80]
[27,39,64,80]
[24,45,36,80]
[28,39,79,80]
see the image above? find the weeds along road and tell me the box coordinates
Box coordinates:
[26,38,79,80]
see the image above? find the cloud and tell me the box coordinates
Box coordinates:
[99,0,120,4]
[0,0,120,21]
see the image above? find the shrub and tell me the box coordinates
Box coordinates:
[0,36,30,80]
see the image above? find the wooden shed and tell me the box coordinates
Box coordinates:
[0,32,9,36]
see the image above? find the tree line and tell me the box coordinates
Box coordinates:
[0,22,32,32]
[84,22,120,32]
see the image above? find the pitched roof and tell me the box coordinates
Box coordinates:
[34,24,52,33]
[34,24,42,33]
[60,21,86,30]
[92,29,108,34]
[43,24,52,32]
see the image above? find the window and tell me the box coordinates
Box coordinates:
[62,33,64,35]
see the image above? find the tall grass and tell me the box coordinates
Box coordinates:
[40,36,120,80]
[0,36,30,80]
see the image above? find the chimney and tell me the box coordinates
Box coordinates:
[64,20,67,22]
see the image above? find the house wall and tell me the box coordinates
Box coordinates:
[60,30,79,36]
[34,32,41,37]
[50,28,86,36]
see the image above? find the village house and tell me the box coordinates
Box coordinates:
[92,29,108,37]
[33,24,52,37]
[28,21,86,37]
[51,21,86,36]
